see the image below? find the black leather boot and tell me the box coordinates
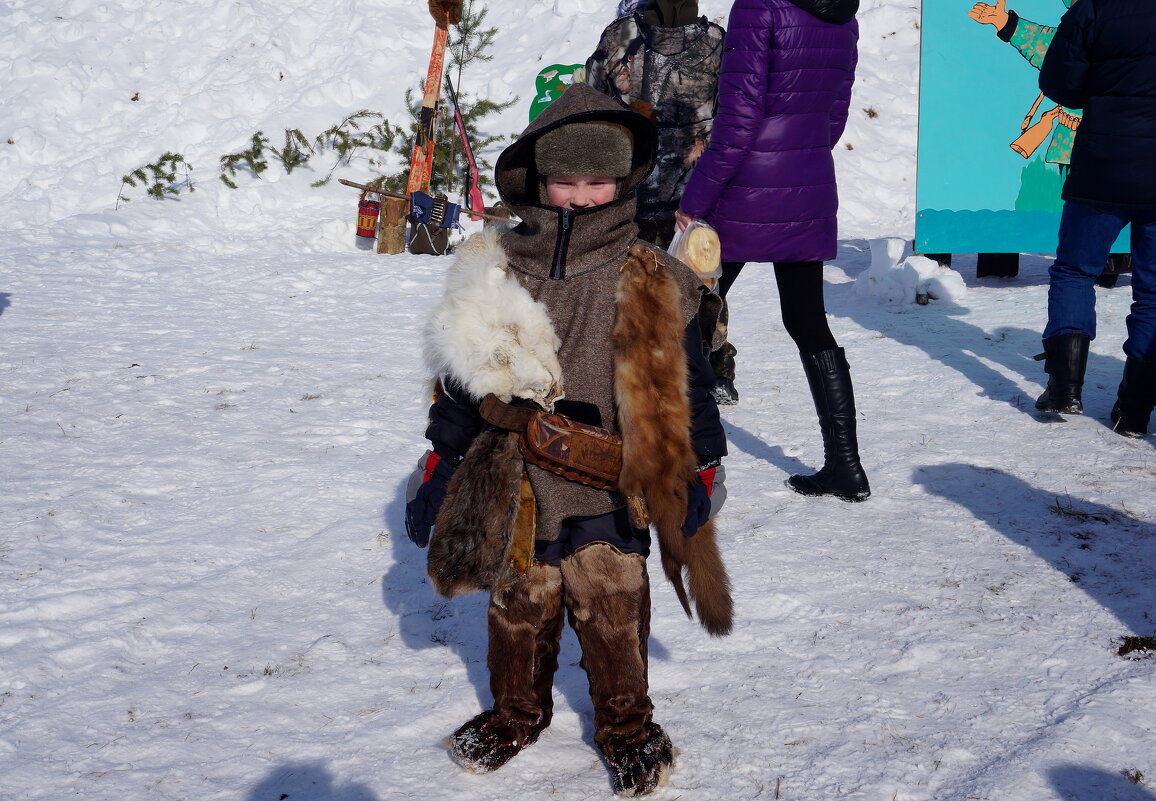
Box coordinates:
[1035,334,1090,414]
[1111,356,1156,438]
[788,348,871,502]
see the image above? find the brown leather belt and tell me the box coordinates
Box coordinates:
[479,393,537,431]
[479,393,650,528]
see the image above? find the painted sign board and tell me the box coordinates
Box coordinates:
[916,0,1127,254]
[529,63,585,123]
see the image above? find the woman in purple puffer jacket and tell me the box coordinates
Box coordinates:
[677,0,869,502]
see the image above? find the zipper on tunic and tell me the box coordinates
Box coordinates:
[549,208,574,281]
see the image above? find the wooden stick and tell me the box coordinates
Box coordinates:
[336,178,513,224]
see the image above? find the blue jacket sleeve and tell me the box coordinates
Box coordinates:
[1039,1,1094,110]
[423,378,483,462]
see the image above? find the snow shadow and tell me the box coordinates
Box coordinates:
[1048,765,1156,801]
[839,295,1071,415]
[828,248,1129,422]
[0,292,10,317]
[378,477,648,738]
[721,419,809,478]
[913,463,1156,636]
[380,477,490,698]
[244,760,379,801]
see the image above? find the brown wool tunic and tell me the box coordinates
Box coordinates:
[494,83,702,541]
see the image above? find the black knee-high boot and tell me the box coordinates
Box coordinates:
[1035,333,1091,414]
[788,347,871,502]
[1111,356,1156,437]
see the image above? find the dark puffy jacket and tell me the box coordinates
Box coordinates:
[1039,0,1156,211]
[679,0,858,263]
[585,13,725,224]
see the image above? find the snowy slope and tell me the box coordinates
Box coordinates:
[0,0,915,240]
[1,2,1153,801]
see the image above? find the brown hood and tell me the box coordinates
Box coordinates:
[495,83,657,281]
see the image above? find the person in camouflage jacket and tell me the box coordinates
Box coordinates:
[585,0,724,247]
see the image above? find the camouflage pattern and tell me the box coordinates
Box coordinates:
[585,14,724,235]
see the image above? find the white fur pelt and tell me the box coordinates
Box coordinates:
[424,229,563,409]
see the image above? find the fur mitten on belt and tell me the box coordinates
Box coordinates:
[681,460,726,537]
[405,450,458,547]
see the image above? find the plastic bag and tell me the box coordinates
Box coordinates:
[669,219,722,288]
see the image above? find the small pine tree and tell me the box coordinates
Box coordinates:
[219,132,270,188]
[270,128,313,175]
[448,0,498,85]
[117,152,194,207]
[311,110,394,187]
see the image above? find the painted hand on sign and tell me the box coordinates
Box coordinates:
[915,0,1101,253]
[967,0,1009,29]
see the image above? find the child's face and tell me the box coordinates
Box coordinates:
[544,174,618,209]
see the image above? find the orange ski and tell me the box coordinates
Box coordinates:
[406,1,464,196]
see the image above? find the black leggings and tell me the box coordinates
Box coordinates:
[720,261,838,355]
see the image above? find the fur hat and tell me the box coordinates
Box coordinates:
[534,121,633,178]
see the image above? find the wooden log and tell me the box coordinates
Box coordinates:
[377,197,408,255]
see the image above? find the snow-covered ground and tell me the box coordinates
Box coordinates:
[1,2,1152,800]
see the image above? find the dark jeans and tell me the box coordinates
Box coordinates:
[534,508,650,566]
[1045,201,1156,361]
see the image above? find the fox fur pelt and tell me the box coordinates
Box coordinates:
[425,232,733,636]
[424,229,562,411]
[614,244,733,637]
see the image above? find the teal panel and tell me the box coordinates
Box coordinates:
[915,1,1127,255]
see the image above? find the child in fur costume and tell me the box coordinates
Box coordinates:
[404,83,731,798]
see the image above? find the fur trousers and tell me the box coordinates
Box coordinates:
[560,543,654,754]
[487,543,654,751]
[488,561,566,739]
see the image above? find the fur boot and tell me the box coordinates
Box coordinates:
[449,562,565,773]
[560,543,674,796]
[1035,333,1090,414]
[1111,356,1156,437]
[602,721,675,798]
[788,347,871,502]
